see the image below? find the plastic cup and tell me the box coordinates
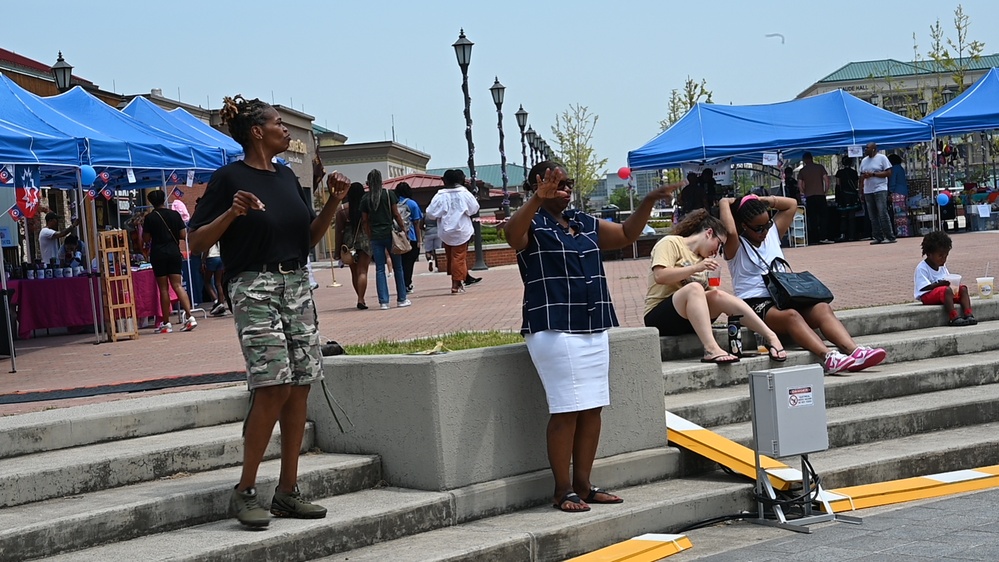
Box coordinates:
[943,273,962,289]
[977,276,994,299]
[707,268,721,287]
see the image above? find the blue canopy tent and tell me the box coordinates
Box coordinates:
[121,96,243,164]
[628,89,933,170]
[167,108,243,158]
[921,68,999,135]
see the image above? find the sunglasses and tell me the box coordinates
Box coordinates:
[745,218,774,234]
[558,178,575,190]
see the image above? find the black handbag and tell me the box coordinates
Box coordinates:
[744,239,834,310]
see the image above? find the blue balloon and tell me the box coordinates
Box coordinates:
[936,193,950,206]
[79,165,97,186]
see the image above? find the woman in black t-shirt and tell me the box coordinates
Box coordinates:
[188,95,349,529]
[142,189,196,333]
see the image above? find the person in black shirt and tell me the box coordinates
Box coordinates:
[834,157,861,242]
[189,95,349,529]
[142,189,197,333]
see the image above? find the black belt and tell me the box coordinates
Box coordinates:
[244,259,303,274]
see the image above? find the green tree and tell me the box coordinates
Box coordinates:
[550,104,608,210]
[608,186,631,209]
[659,76,713,131]
[946,4,985,93]
[926,4,985,105]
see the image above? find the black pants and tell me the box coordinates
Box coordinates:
[805,195,828,243]
[401,240,420,288]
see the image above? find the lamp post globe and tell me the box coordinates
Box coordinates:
[452,29,487,271]
[490,78,510,217]
[51,51,73,92]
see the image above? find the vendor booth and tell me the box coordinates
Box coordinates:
[0,73,233,361]
[628,89,932,170]
[921,68,999,232]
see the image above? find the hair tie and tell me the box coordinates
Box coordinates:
[738,194,759,209]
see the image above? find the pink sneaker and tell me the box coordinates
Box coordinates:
[823,351,855,374]
[846,346,886,372]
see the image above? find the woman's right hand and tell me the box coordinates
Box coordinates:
[698,258,720,272]
[230,190,265,216]
[534,168,566,199]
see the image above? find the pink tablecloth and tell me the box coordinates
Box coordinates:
[131,269,178,319]
[7,270,175,339]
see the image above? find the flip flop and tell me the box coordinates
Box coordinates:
[553,491,590,513]
[584,487,624,504]
[701,353,740,364]
[767,345,787,362]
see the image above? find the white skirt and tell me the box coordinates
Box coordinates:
[525,330,610,414]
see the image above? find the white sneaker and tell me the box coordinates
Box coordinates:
[397,299,412,308]
[182,316,198,332]
[155,322,173,334]
[823,351,855,374]
[379,303,390,310]
[846,346,886,372]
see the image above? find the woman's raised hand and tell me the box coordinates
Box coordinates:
[231,190,265,216]
[534,167,566,199]
[327,171,351,199]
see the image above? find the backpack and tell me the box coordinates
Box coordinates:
[396,197,413,234]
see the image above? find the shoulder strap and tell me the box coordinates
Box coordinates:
[153,209,178,244]
[740,236,772,273]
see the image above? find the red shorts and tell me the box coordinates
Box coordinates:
[919,285,963,305]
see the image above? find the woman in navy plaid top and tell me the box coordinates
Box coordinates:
[506,160,675,513]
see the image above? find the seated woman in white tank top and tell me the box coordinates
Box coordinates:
[719,194,886,375]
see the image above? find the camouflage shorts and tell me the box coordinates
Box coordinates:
[228,270,322,390]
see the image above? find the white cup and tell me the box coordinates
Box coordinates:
[977,276,994,299]
[53,267,63,278]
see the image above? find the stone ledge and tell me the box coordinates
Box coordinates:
[308,328,666,491]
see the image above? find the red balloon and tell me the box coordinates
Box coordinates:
[617,167,631,180]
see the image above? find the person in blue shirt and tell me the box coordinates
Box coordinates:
[505,160,674,513]
[887,153,909,237]
[394,181,423,294]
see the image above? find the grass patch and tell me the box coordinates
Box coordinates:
[343,330,523,356]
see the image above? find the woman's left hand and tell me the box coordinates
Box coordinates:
[327,172,351,199]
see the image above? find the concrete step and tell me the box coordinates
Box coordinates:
[0,421,313,508]
[43,477,753,562]
[662,321,999,394]
[329,420,999,562]
[42,486,457,562]
[712,383,999,450]
[0,386,247,459]
[666,349,999,428]
[0,452,380,561]
[654,298,999,362]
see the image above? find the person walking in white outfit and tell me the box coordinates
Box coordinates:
[426,169,480,294]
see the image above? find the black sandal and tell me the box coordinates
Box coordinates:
[584,487,624,504]
[553,491,590,512]
[768,345,787,362]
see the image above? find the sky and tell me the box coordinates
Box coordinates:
[8,0,999,173]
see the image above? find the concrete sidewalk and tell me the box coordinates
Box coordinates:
[2,230,996,414]
[681,488,999,561]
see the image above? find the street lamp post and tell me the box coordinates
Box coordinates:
[452,29,487,271]
[515,105,528,186]
[525,127,537,167]
[490,77,510,217]
[51,52,73,92]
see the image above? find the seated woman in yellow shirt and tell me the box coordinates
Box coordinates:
[643,209,787,364]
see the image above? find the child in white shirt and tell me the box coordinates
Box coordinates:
[914,231,975,326]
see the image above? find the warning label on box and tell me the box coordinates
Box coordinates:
[787,386,813,408]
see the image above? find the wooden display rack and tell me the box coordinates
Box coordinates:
[98,230,139,342]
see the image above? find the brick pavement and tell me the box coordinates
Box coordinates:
[2,230,997,413]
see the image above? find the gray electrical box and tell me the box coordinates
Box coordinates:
[749,364,828,458]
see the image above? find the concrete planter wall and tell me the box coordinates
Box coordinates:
[308,328,666,491]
